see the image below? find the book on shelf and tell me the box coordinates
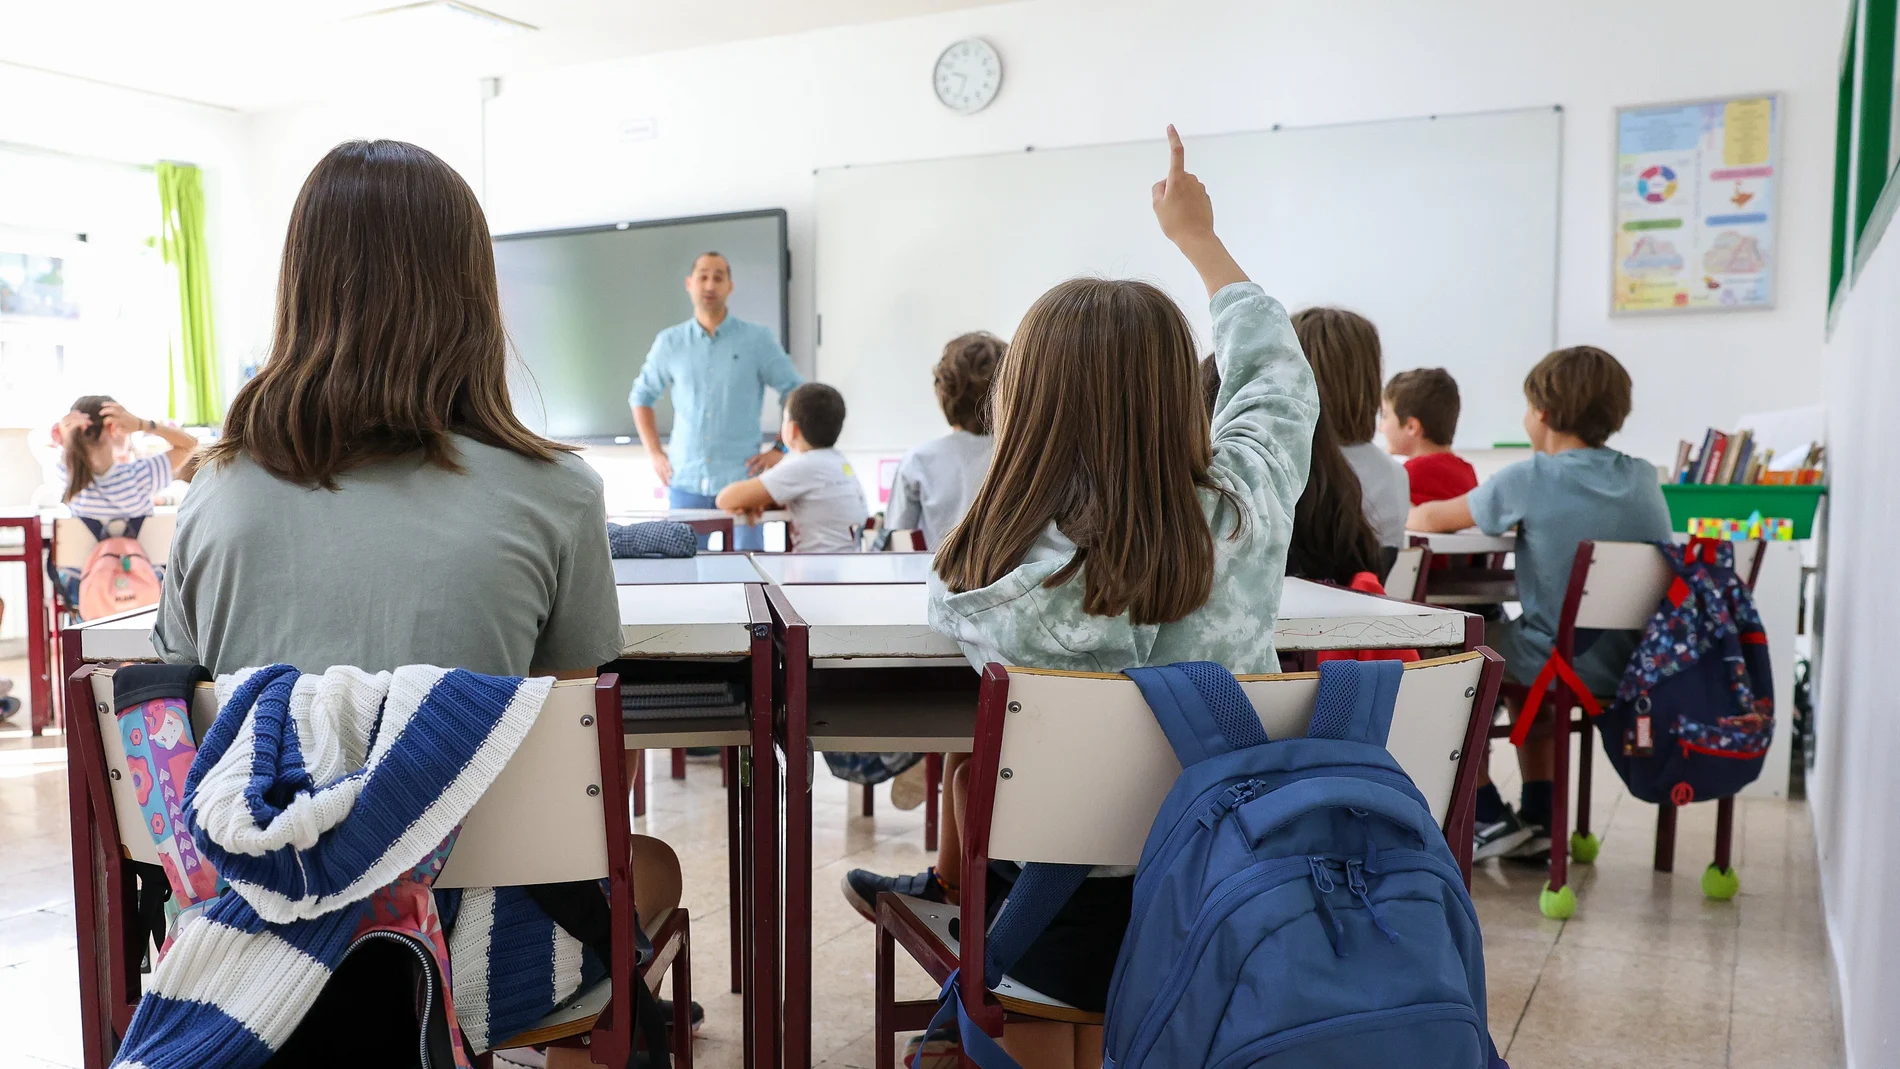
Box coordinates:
[1674,425,1824,485]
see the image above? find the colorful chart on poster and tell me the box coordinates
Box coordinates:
[1614,96,1778,313]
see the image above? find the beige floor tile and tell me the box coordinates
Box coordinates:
[1729,1012,1847,1069]
[1508,944,1732,1066]
[1482,934,1552,1039]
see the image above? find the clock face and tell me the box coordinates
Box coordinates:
[933,38,1002,114]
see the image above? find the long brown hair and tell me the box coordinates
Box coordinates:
[1292,306,1382,445]
[62,394,114,502]
[936,278,1224,625]
[1201,358,1380,585]
[203,139,568,489]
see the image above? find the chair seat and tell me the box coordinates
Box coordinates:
[888,894,1104,1026]
[487,905,687,1052]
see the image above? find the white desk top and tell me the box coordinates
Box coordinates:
[76,586,763,663]
[750,553,934,585]
[616,583,759,656]
[71,607,164,662]
[774,576,1471,659]
[614,508,791,524]
[612,555,765,585]
[1408,529,1516,555]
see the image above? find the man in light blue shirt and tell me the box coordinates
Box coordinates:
[630,252,804,549]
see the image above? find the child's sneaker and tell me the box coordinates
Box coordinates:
[1473,806,1535,862]
[889,760,929,811]
[841,867,950,922]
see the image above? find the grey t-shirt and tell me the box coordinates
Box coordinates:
[1468,446,1672,653]
[758,447,869,553]
[1342,441,1411,548]
[885,430,993,549]
[153,437,625,677]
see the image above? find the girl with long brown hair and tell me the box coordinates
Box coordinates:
[843,128,1320,1069]
[153,139,624,680]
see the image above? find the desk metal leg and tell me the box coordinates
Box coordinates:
[25,521,50,734]
[726,745,744,995]
[782,633,812,1069]
[749,621,783,1069]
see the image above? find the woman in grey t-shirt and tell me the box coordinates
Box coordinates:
[154,140,622,678]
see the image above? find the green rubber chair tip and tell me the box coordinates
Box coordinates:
[1701,864,1741,900]
[1539,882,1578,919]
[1569,832,1601,864]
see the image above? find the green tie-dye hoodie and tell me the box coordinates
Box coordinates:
[927,282,1318,674]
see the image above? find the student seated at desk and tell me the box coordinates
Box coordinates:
[53,395,199,521]
[1381,367,1477,504]
[715,382,868,552]
[843,127,1318,1069]
[1202,355,1383,589]
[150,140,688,1061]
[1292,306,1409,549]
[885,331,1002,549]
[1409,345,1670,862]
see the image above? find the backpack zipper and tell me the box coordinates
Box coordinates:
[1203,1002,1483,1069]
[1679,739,1770,759]
[349,930,442,1069]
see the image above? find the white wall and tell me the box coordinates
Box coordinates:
[1812,206,1900,1069]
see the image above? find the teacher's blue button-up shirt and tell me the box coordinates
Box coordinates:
[628,314,805,496]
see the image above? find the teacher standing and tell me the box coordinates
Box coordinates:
[629,252,804,550]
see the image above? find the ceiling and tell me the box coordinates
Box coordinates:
[0,0,1009,112]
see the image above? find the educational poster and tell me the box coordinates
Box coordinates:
[1613,95,1778,313]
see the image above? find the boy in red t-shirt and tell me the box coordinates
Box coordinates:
[1380,367,1477,502]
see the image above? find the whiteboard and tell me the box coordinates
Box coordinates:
[815,108,1561,452]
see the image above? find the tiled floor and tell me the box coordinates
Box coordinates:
[0,657,1845,1068]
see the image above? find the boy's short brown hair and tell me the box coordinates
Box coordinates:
[787,382,847,448]
[1383,368,1462,446]
[934,332,1005,435]
[1523,345,1632,447]
[1291,307,1382,444]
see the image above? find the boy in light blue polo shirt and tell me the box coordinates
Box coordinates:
[1411,345,1670,860]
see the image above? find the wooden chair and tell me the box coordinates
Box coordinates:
[873,651,1504,1068]
[1495,539,1765,918]
[65,666,686,1069]
[1386,544,1432,602]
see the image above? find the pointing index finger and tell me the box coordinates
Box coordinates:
[1167,124,1185,177]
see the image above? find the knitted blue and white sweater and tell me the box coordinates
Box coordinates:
[111,663,550,1069]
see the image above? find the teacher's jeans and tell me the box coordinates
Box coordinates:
[669,487,765,551]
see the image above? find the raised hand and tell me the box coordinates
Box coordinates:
[98,402,146,435]
[1151,125,1214,244]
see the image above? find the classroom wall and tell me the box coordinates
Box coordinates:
[238,0,1846,464]
[1811,225,1900,1069]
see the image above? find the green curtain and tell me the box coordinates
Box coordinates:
[156,161,221,424]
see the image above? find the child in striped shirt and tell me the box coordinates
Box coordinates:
[54,395,198,520]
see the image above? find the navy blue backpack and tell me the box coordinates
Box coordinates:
[932,659,1504,1069]
[1597,539,1775,807]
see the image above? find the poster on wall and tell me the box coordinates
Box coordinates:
[1613,94,1779,314]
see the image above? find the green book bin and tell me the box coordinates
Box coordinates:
[1659,484,1827,540]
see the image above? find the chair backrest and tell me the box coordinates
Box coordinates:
[1385,545,1428,602]
[86,671,613,886]
[882,528,926,552]
[985,652,1490,868]
[55,512,176,569]
[1568,539,1764,632]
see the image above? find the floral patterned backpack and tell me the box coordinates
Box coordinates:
[1597,539,1775,806]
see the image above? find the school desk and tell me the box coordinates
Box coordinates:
[1408,528,1518,607]
[60,574,785,1069]
[0,507,51,733]
[760,556,1482,1069]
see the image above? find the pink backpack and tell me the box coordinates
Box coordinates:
[77,517,162,621]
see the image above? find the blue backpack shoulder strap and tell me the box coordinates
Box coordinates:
[1306,659,1405,746]
[1125,661,1268,766]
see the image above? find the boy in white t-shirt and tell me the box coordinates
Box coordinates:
[716,383,867,552]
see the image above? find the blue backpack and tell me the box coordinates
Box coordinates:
[1597,539,1775,807]
[931,659,1504,1069]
